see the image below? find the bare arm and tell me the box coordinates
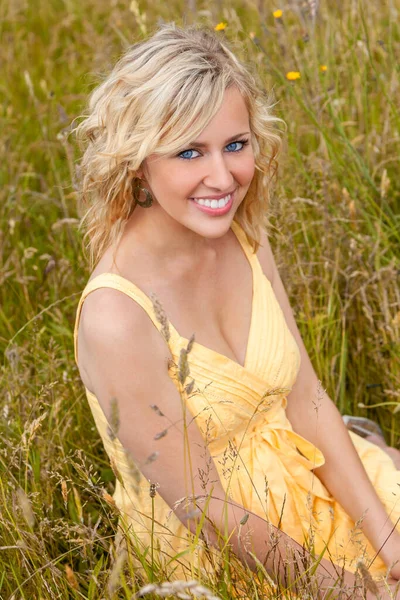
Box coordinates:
[257,230,400,577]
[77,288,393,597]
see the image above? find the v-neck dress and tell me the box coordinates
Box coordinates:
[73,219,400,579]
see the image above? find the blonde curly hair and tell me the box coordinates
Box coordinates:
[74,23,284,269]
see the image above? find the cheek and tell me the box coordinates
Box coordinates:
[149,163,186,194]
[239,155,256,184]
[159,162,201,194]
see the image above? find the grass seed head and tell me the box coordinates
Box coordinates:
[356,560,379,595]
[178,347,190,384]
[16,487,35,529]
[65,564,79,589]
[150,292,171,343]
[61,479,68,507]
[134,579,222,599]
[102,489,116,506]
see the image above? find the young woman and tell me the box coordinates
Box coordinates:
[74,24,400,596]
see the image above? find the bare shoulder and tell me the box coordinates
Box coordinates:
[80,286,148,339]
[77,286,171,392]
[255,227,275,284]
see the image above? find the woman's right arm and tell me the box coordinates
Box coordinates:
[79,288,396,599]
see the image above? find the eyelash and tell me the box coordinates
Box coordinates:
[177,138,250,161]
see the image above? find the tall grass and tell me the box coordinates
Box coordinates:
[0,0,399,596]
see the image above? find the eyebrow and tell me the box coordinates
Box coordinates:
[186,131,251,149]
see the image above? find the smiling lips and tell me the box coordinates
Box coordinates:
[190,191,235,216]
[191,188,237,209]
[193,193,232,209]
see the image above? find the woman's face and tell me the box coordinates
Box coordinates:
[139,86,255,239]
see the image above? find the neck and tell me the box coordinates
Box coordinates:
[121,202,226,263]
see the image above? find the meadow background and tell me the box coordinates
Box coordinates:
[1,0,399,597]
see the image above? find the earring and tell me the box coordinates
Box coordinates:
[132,180,153,208]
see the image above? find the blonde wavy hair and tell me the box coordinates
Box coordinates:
[75,23,284,269]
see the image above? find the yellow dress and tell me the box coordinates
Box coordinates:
[73,219,399,580]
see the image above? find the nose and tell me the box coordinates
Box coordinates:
[203,152,235,191]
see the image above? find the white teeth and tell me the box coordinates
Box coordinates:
[193,194,231,209]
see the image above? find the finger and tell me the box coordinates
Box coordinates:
[365,433,388,449]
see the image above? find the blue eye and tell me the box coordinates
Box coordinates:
[226,140,246,152]
[178,149,201,160]
[177,138,249,161]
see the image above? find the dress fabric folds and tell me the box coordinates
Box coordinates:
[74,219,400,579]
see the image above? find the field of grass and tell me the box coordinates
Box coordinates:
[1,0,399,597]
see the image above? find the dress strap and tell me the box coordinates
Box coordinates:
[230,220,263,276]
[73,272,180,365]
[74,222,261,366]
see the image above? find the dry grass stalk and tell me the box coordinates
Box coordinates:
[133,579,221,599]
[108,545,128,595]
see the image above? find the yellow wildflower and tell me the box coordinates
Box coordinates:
[214,22,227,31]
[320,65,328,72]
[273,9,283,18]
[286,71,301,80]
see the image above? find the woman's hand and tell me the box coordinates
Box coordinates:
[389,564,400,582]
[388,578,400,597]
[366,434,400,470]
